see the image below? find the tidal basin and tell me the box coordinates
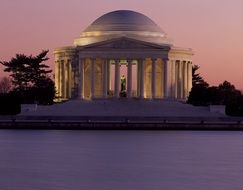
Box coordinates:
[0,130,242,190]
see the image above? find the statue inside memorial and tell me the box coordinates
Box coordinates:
[120,75,127,97]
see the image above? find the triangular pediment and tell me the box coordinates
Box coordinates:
[80,37,169,50]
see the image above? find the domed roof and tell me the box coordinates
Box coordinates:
[74,10,171,46]
[84,10,163,33]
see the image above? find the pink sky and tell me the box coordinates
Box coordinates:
[0,0,243,90]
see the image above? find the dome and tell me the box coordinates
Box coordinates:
[74,10,171,46]
[84,10,163,33]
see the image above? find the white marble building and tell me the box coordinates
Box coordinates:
[54,10,193,101]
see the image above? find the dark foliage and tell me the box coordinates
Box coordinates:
[14,79,55,105]
[0,77,12,94]
[187,84,208,106]
[32,78,55,105]
[0,92,21,115]
[192,65,209,87]
[218,81,243,116]
[0,50,55,105]
[187,65,209,106]
[1,50,51,91]
[188,65,243,116]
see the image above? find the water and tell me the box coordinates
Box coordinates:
[0,130,243,190]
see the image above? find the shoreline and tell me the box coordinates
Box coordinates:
[1,116,243,130]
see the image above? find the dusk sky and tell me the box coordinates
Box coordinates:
[0,0,243,89]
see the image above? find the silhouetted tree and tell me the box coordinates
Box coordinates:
[0,92,20,115]
[0,77,12,94]
[1,50,51,90]
[192,65,208,87]
[187,65,209,105]
[0,50,55,104]
[217,81,243,116]
[33,77,55,104]
[187,85,208,106]
[188,66,243,116]
[206,86,221,105]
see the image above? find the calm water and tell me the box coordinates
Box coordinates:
[0,130,243,190]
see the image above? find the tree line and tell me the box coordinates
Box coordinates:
[0,50,55,115]
[187,65,243,116]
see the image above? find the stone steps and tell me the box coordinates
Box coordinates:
[20,99,224,117]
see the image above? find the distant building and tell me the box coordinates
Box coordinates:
[54,10,193,100]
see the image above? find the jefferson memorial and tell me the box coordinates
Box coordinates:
[54,10,193,101]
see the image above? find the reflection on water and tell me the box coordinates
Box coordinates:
[0,130,243,190]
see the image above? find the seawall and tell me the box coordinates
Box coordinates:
[0,116,243,130]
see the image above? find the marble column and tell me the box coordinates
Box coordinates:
[137,61,140,97]
[54,61,60,98]
[58,61,61,98]
[68,60,72,98]
[65,60,69,99]
[164,58,171,98]
[61,60,66,99]
[107,60,111,93]
[103,59,108,98]
[59,61,63,98]
[151,58,156,99]
[78,58,84,99]
[171,60,176,98]
[127,59,133,98]
[183,61,188,99]
[175,61,178,99]
[188,61,193,95]
[139,59,145,98]
[90,58,95,99]
[114,59,120,98]
[178,61,183,99]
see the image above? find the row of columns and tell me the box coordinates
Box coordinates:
[75,57,192,100]
[114,59,120,98]
[55,59,72,99]
[170,60,192,99]
[79,58,109,99]
[78,58,140,99]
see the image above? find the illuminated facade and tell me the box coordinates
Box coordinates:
[54,10,193,100]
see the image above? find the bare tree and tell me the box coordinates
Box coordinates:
[0,77,12,94]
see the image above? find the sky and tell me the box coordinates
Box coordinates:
[0,0,243,90]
